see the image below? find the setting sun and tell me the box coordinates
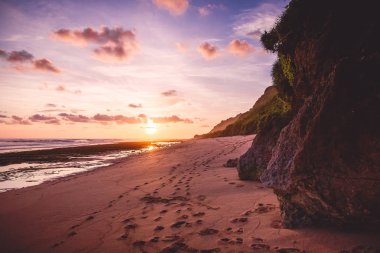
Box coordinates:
[145,120,157,135]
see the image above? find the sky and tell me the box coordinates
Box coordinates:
[0,0,287,140]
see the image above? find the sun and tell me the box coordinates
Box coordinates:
[145,119,157,135]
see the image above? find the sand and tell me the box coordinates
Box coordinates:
[0,135,378,253]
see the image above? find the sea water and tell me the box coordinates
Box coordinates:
[0,139,178,192]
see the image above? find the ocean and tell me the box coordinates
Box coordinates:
[0,139,179,192]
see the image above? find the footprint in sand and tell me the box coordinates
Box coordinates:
[154,225,165,231]
[125,223,138,229]
[192,212,205,219]
[154,216,162,222]
[196,219,203,224]
[199,228,219,236]
[251,243,270,250]
[230,217,248,223]
[171,221,186,228]
[271,219,282,229]
[132,240,146,247]
[161,235,181,242]
[177,213,188,219]
[118,233,129,240]
[197,195,206,201]
[67,231,77,237]
[274,247,305,253]
[254,203,276,213]
[150,236,160,243]
[200,248,221,253]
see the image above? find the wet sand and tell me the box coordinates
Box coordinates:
[0,136,378,253]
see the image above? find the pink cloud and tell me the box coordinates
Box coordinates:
[227,39,255,56]
[198,42,219,60]
[10,115,31,125]
[29,114,60,125]
[0,49,60,73]
[152,115,193,124]
[7,50,34,62]
[1,113,194,126]
[161,89,177,96]
[33,59,60,73]
[58,113,91,123]
[153,0,189,16]
[56,85,66,92]
[128,103,142,108]
[55,85,81,94]
[198,4,225,17]
[53,27,138,62]
[176,42,187,53]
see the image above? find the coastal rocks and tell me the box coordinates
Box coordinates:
[225,158,238,168]
[239,0,380,227]
[237,114,290,180]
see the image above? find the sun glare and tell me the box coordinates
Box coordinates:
[145,120,157,135]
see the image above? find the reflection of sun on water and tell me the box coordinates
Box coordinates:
[145,119,157,135]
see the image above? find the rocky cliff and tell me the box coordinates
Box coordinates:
[238,0,380,228]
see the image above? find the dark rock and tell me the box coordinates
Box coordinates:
[225,158,238,168]
[238,112,291,180]
[239,0,380,227]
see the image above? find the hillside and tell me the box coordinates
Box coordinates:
[195,86,290,138]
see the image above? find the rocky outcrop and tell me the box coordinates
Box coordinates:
[239,0,380,227]
[238,113,290,180]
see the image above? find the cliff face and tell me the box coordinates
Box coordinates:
[239,0,380,227]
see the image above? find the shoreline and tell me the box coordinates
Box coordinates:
[0,140,180,192]
[0,136,378,253]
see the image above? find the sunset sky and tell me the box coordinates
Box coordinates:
[0,0,286,140]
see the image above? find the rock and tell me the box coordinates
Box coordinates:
[225,158,238,168]
[237,112,291,180]
[240,0,380,227]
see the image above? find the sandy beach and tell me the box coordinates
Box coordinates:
[0,136,378,253]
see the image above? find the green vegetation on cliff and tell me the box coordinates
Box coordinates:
[195,86,291,138]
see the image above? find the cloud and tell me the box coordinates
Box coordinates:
[0,114,7,118]
[176,42,187,53]
[58,113,91,123]
[233,3,282,39]
[198,42,219,60]
[128,103,142,108]
[33,59,60,73]
[10,115,31,125]
[55,84,82,94]
[29,114,60,124]
[45,103,57,107]
[153,0,189,16]
[1,113,194,126]
[0,49,60,73]
[7,50,34,62]
[93,114,143,124]
[56,85,66,92]
[53,27,138,62]
[227,39,255,56]
[152,115,193,124]
[161,89,177,96]
[198,4,225,17]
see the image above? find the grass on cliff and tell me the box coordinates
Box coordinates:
[196,86,291,138]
